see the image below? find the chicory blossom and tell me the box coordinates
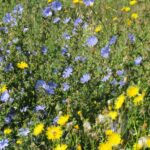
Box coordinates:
[86,36,98,47]
[62,66,73,78]
[101,44,110,58]
[0,139,9,149]
[83,0,95,6]
[42,7,52,17]
[80,74,91,83]
[51,1,62,11]
[134,56,142,65]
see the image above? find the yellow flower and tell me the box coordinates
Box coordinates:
[146,138,150,148]
[133,91,145,105]
[33,123,44,136]
[48,0,52,3]
[126,19,132,26]
[54,144,67,150]
[16,139,23,145]
[107,132,122,146]
[77,144,82,150]
[130,0,137,6]
[46,126,63,140]
[131,13,138,20]
[98,142,112,150]
[121,7,131,12]
[112,17,118,21]
[0,84,7,93]
[105,130,113,136]
[77,111,82,116]
[115,94,125,109]
[74,125,79,129]
[133,143,143,150]
[127,86,139,98]
[4,128,12,135]
[95,25,102,33]
[108,111,118,120]
[17,61,28,69]
[73,0,83,4]
[57,115,69,126]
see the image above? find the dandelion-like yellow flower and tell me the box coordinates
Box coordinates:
[77,144,82,150]
[98,142,112,150]
[126,19,132,26]
[74,125,79,129]
[17,61,28,69]
[48,0,52,3]
[115,94,125,109]
[133,91,145,105]
[133,143,143,150]
[95,25,102,33]
[127,85,139,98]
[73,0,83,4]
[57,115,69,126]
[0,84,7,93]
[4,128,12,135]
[131,13,138,20]
[121,7,131,12]
[77,111,82,116]
[108,111,118,120]
[16,139,23,145]
[54,144,68,150]
[105,130,113,136]
[130,0,137,6]
[46,126,63,140]
[107,132,122,146]
[33,123,44,136]
[146,138,150,148]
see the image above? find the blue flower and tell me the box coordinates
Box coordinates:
[116,70,124,76]
[41,46,48,55]
[1,91,10,102]
[3,13,14,24]
[35,80,47,90]
[119,80,126,87]
[86,36,98,47]
[48,81,58,89]
[83,0,95,6]
[13,4,23,14]
[109,35,117,45]
[18,128,30,136]
[101,74,111,82]
[80,74,91,83]
[35,105,45,111]
[128,33,135,43]
[63,17,71,24]
[111,79,118,86]
[51,1,62,11]
[42,7,52,17]
[53,116,59,124]
[62,66,73,78]
[74,18,82,27]
[0,139,9,149]
[134,56,142,65]
[45,86,55,95]
[62,83,70,91]
[101,45,110,58]
[63,33,71,40]
[4,63,13,73]
[5,117,12,123]
[53,17,61,23]
[61,47,68,55]
[74,56,86,62]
